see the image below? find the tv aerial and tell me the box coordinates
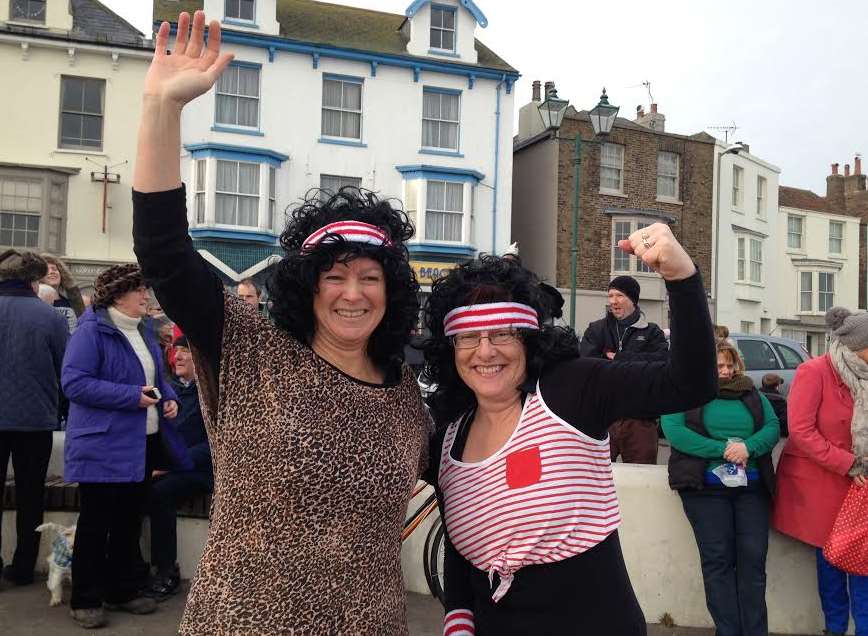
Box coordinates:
[707,122,739,144]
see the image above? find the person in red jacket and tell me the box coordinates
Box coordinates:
[773,307,868,636]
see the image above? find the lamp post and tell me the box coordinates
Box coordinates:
[712,143,744,323]
[539,87,619,329]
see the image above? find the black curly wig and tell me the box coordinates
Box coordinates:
[421,255,579,427]
[266,187,420,371]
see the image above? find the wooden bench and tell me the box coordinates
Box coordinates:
[3,476,212,519]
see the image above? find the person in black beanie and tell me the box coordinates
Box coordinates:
[580,275,669,463]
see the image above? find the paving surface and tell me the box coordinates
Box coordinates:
[0,577,816,635]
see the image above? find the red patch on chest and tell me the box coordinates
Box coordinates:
[505,446,542,489]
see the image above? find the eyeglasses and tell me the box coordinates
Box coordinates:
[451,329,520,350]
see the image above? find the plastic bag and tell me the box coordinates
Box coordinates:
[712,462,748,487]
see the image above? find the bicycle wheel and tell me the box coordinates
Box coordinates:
[423,516,446,607]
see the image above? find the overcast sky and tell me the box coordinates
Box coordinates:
[105,0,867,194]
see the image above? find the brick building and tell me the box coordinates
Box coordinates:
[512,82,715,330]
[829,157,868,308]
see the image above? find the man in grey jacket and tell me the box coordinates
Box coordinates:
[0,249,68,585]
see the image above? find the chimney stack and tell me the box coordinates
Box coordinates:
[634,102,665,132]
[855,155,862,175]
[832,163,839,175]
[543,81,555,98]
[845,164,851,177]
[531,80,541,102]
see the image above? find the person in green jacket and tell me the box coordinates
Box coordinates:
[662,339,779,636]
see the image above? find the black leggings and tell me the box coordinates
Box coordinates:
[70,435,160,609]
[0,430,53,581]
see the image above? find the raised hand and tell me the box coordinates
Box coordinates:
[618,223,696,281]
[134,11,234,192]
[145,11,234,108]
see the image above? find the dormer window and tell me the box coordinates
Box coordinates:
[429,5,456,51]
[10,0,46,23]
[225,0,255,22]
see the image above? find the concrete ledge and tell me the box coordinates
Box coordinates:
[611,464,846,634]
[3,461,853,633]
[400,466,851,635]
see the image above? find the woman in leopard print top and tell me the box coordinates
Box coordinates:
[131,12,431,634]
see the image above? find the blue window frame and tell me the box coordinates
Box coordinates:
[225,0,254,21]
[322,74,363,140]
[422,87,460,151]
[215,62,261,130]
[430,5,456,51]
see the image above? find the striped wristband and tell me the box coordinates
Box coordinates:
[443,609,475,636]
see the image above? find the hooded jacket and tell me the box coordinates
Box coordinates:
[62,307,192,483]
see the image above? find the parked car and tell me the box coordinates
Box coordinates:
[729,333,811,397]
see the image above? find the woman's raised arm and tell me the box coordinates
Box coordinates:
[539,223,718,438]
[132,12,234,376]
[133,12,233,192]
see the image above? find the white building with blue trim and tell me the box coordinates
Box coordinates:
[155,0,518,287]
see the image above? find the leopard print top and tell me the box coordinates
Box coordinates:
[181,295,431,635]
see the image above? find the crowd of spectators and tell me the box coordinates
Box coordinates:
[1,249,864,634]
[0,250,215,629]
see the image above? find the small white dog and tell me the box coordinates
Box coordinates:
[35,522,76,607]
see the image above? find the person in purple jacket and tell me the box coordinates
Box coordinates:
[62,264,192,630]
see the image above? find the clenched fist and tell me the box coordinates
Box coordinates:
[617,223,696,281]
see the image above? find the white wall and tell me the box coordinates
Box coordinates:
[406,0,479,64]
[202,0,280,35]
[0,34,151,264]
[7,447,850,633]
[774,206,859,348]
[0,0,73,30]
[713,142,781,333]
[400,466,852,634]
[178,37,515,255]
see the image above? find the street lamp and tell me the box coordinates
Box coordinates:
[539,88,620,329]
[538,87,569,130]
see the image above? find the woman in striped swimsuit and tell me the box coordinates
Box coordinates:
[422,223,717,635]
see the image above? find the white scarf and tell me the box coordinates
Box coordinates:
[828,339,868,476]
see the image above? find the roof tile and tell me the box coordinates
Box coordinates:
[778,185,840,214]
[153,0,516,72]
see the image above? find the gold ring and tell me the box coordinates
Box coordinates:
[642,237,652,250]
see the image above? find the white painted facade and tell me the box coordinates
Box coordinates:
[712,141,781,335]
[0,3,151,287]
[774,204,859,355]
[175,0,517,282]
[405,0,479,64]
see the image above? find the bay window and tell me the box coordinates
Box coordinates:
[185,143,288,235]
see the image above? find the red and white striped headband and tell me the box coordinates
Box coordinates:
[443,302,539,337]
[301,221,392,253]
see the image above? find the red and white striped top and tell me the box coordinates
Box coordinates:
[438,388,621,602]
